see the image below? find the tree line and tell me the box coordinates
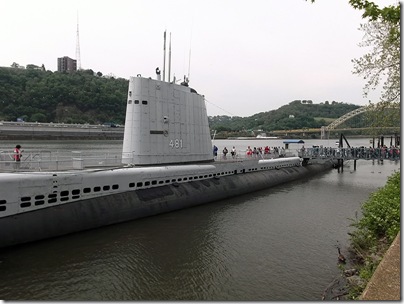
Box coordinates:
[0,67,128,124]
[208,100,361,134]
[0,67,364,132]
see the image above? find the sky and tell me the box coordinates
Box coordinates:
[1,0,397,117]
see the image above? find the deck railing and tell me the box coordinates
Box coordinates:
[1,146,397,172]
[298,147,400,161]
[0,150,123,172]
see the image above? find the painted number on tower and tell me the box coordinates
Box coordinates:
[169,139,183,149]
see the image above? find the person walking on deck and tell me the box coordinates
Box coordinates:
[13,144,22,169]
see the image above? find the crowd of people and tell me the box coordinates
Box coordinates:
[301,145,400,160]
[212,145,286,160]
[212,144,400,161]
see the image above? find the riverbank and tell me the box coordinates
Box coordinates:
[322,169,400,300]
[0,122,123,140]
[360,232,400,300]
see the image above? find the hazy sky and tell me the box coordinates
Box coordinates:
[1,0,396,117]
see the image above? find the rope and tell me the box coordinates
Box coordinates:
[205,98,236,116]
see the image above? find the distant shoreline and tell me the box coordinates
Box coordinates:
[0,122,386,141]
[0,122,124,140]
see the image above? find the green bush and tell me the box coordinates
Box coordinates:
[348,170,400,299]
[354,171,400,243]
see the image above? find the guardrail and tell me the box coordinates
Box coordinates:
[298,147,400,161]
[1,146,398,173]
[0,150,123,172]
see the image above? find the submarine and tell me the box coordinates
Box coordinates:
[0,60,336,249]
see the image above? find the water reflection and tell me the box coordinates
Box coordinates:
[0,140,400,300]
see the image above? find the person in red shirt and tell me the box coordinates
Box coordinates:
[13,144,22,162]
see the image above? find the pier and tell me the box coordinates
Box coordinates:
[299,146,400,161]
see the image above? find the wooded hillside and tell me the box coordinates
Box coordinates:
[0,67,361,131]
[0,67,128,124]
[208,100,361,133]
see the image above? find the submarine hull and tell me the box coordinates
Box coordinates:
[0,162,333,248]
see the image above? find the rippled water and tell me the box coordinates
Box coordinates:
[0,139,399,300]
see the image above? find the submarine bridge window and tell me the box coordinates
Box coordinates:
[128,99,148,105]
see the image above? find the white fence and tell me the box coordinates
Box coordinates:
[0,150,123,172]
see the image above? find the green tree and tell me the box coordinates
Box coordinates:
[309,0,400,134]
[351,3,400,134]
[348,0,400,24]
[353,19,400,102]
[31,113,47,122]
[0,67,128,124]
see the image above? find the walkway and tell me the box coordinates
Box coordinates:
[360,232,401,300]
[299,146,400,161]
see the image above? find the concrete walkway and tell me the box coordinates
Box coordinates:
[360,232,401,300]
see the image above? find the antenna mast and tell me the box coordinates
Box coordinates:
[187,46,191,82]
[163,30,166,81]
[76,11,82,70]
[168,32,172,83]
[188,28,192,82]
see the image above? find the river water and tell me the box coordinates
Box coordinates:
[0,138,400,301]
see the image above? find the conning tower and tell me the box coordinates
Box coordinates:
[121,72,213,165]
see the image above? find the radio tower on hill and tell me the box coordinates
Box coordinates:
[75,11,82,70]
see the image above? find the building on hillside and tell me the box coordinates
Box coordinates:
[26,64,45,71]
[57,56,77,72]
